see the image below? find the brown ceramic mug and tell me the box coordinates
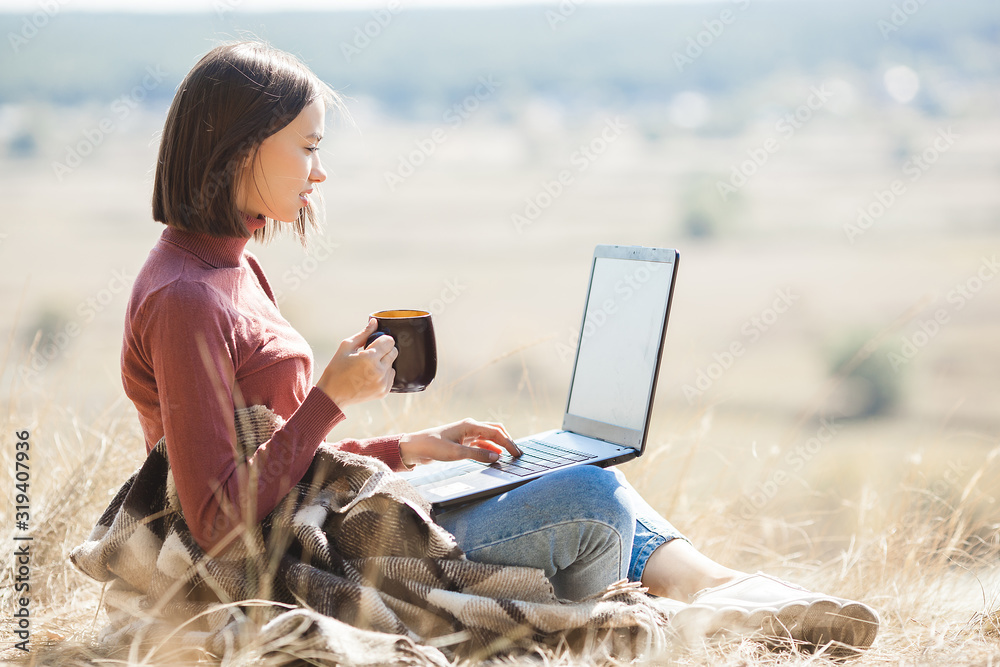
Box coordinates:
[365,310,437,393]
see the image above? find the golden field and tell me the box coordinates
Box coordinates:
[1,99,999,665]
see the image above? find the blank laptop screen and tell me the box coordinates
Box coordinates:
[566,256,674,432]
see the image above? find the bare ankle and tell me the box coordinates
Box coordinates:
[640,540,744,601]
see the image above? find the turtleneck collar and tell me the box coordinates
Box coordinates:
[160,212,267,269]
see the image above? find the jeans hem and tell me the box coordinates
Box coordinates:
[628,521,690,583]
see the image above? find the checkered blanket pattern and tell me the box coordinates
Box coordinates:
[70,406,670,664]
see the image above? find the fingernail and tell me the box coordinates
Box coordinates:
[489,452,499,462]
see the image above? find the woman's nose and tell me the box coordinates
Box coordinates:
[310,156,327,184]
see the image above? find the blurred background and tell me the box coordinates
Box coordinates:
[1,0,998,564]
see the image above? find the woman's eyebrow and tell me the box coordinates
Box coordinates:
[305,132,323,142]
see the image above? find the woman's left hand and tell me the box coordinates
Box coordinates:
[398,419,522,468]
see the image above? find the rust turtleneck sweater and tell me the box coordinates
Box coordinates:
[121,214,404,552]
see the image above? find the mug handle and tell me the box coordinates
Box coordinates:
[365,331,387,348]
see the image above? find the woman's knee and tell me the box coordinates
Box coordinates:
[545,463,625,493]
[439,465,637,560]
[529,465,636,528]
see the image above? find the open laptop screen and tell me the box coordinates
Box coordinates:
[564,247,678,449]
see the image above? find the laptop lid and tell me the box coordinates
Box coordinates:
[561,245,679,453]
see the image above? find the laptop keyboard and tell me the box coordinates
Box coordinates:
[480,439,597,477]
[403,439,599,490]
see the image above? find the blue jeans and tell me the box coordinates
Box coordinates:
[435,465,686,601]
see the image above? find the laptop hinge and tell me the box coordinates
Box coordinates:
[557,430,635,451]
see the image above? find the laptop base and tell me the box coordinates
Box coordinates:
[398,429,637,510]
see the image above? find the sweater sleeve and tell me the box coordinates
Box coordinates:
[141,280,344,553]
[303,385,409,470]
[330,434,408,471]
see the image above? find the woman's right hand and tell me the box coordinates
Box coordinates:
[317,318,397,408]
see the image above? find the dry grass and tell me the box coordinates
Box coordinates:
[1,379,998,666]
[2,107,999,665]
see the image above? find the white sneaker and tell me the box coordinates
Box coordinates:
[670,572,879,652]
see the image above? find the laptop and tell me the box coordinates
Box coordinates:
[398,244,679,510]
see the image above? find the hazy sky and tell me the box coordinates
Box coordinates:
[0,0,730,11]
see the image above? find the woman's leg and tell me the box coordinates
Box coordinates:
[448,466,880,649]
[614,470,880,649]
[436,464,741,601]
[435,465,636,601]
[640,539,742,600]
[611,468,743,600]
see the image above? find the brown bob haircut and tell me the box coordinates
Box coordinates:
[152,41,342,243]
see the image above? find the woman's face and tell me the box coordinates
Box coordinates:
[236,98,327,223]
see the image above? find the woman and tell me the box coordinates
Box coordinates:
[124,40,878,651]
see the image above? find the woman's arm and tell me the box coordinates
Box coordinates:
[142,281,392,554]
[329,434,407,470]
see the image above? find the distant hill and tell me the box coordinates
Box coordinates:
[1,1,997,117]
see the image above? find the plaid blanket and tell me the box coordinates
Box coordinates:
[70,406,672,664]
